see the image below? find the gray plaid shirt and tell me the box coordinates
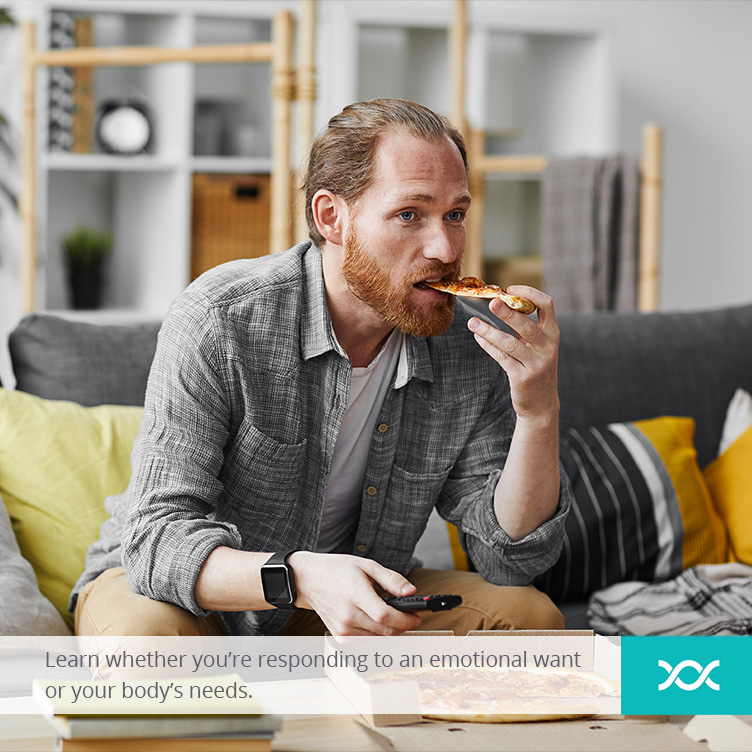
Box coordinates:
[74,242,570,635]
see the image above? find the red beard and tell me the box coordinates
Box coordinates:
[342,224,458,338]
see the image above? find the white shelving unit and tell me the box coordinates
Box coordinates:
[24,0,298,320]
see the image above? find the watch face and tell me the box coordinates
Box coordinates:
[262,565,293,604]
[98,104,151,154]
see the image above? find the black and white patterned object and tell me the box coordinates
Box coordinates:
[588,563,752,636]
[48,11,75,152]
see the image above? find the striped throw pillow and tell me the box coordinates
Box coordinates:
[535,416,729,601]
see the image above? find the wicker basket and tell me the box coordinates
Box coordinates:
[190,173,271,281]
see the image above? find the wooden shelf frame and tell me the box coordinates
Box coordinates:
[19,2,319,314]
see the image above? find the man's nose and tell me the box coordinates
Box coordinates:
[424,221,460,264]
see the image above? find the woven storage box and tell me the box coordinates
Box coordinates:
[190,173,271,281]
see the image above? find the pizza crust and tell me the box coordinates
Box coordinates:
[422,711,594,723]
[424,276,537,315]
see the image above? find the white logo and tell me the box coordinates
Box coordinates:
[658,659,720,691]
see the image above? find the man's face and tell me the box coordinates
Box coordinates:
[341,130,471,338]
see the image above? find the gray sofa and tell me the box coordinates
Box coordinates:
[3,302,752,632]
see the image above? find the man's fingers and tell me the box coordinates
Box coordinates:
[327,601,421,636]
[472,330,513,360]
[504,285,557,328]
[365,602,422,635]
[469,318,529,367]
[486,301,544,347]
[361,559,416,598]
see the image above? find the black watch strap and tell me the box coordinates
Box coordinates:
[265,551,297,567]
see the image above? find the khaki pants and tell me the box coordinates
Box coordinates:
[75,566,564,638]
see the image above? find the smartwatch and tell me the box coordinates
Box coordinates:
[260,551,298,608]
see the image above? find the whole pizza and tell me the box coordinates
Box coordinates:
[368,666,620,723]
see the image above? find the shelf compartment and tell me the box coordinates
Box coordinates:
[190,173,271,282]
[43,152,181,171]
[44,170,189,315]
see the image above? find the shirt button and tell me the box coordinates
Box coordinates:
[356,544,368,553]
[377,423,388,433]
[366,486,377,496]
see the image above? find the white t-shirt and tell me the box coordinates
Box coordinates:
[316,329,404,553]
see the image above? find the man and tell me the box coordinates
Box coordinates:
[71,99,569,638]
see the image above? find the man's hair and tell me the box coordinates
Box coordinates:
[303,98,468,247]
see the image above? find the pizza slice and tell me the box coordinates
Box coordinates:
[423,276,537,315]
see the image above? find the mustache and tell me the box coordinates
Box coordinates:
[407,262,460,286]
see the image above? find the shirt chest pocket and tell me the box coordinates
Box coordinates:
[223,421,307,510]
[378,463,452,555]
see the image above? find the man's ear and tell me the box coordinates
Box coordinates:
[311,189,348,246]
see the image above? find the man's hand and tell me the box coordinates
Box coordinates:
[288,551,422,636]
[467,286,560,425]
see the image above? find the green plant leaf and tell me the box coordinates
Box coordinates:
[62,225,113,272]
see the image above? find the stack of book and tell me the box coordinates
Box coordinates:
[32,674,281,752]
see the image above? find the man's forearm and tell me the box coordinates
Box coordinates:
[492,412,561,541]
[194,546,274,612]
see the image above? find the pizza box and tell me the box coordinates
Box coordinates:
[361,716,710,752]
[324,630,621,728]
[682,714,752,751]
[457,715,750,752]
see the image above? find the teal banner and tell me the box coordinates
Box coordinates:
[621,636,752,715]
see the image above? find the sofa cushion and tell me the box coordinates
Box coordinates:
[705,424,752,565]
[534,416,728,602]
[557,304,752,468]
[0,493,71,636]
[0,388,142,629]
[9,314,160,407]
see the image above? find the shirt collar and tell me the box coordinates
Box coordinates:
[299,243,434,385]
[398,335,433,387]
[300,242,344,361]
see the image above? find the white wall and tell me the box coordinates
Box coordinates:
[599,0,752,312]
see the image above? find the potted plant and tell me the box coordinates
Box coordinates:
[62,224,113,309]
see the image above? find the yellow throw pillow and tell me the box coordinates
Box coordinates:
[0,388,142,629]
[704,424,752,565]
[637,416,729,570]
[447,521,470,571]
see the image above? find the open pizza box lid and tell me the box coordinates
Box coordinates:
[324,629,621,728]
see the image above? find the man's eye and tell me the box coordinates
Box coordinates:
[447,211,465,222]
[399,211,416,221]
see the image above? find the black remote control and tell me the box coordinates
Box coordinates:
[384,594,462,612]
